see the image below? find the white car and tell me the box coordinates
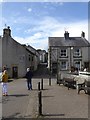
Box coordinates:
[79,71,90,81]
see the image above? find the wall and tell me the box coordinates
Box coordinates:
[0,37,2,71]
[2,36,28,77]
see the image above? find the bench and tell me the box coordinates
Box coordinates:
[63,77,76,90]
[57,79,64,85]
[78,81,90,94]
[57,73,76,90]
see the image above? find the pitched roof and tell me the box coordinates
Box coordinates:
[23,45,39,56]
[49,37,90,47]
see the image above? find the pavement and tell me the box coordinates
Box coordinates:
[1,77,89,119]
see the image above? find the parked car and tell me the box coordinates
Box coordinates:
[79,71,90,81]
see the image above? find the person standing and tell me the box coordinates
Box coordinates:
[25,68,33,90]
[2,70,8,96]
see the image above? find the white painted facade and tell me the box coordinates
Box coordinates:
[0,27,39,78]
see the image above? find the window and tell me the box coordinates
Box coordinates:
[74,49,81,56]
[61,61,67,70]
[29,55,30,61]
[74,61,81,70]
[60,49,67,57]
[32,56,34,61]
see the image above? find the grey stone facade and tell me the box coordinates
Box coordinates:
[48,31,90,74]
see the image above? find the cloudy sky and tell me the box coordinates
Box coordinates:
[0,1,89,51]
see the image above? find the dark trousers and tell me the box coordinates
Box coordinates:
[27,79,32,90]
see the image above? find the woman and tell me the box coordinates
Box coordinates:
[2,70,8,96]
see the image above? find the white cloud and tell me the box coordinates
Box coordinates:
[28,8,32,12]
[13,17,88,51]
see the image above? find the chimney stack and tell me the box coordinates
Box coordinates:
[64,31,69,39]
[81,31,85,38]
[3,26,11,37]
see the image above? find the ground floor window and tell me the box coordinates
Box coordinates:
[12,66,18,78]
[74,61,81,70]
[60,61,67,70]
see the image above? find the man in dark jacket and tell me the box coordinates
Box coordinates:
[25,68,33,90]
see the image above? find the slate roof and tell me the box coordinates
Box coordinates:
[49,37,90,47]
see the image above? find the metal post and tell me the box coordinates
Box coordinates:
[49,77,51,86]
[38,91,42,115]
[38,82,40,91]
[57,48,58,84]
[41,78,43,90]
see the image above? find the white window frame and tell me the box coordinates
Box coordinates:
[74,49,81,57]
[60,61,67,70]
[60,49,67,57]
[74,61,81,70]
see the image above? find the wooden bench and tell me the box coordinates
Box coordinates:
[78,81,90,94]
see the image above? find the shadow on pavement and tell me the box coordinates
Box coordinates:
[30,88,49,91]
[8,94,29,97]
[8,80,13,82]
[42,95,54,98]
[43,113,65,117]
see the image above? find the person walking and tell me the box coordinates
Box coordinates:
[25,68,33,90]
[2,70,8,96]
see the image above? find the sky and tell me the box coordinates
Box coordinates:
[0,1,89,51]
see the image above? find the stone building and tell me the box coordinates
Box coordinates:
[48,31,90,74]
[37,49,48,63]
[0,27,39,78]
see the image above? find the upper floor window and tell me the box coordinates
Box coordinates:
[74,49,81,57]
[32,56,34,61]
[29,55,30,61]
[60,49,67,57]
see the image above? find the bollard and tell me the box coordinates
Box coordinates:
[38,91,42,115]
[41,78,43,90]
[49,77,51,86]
[38,82,40,91]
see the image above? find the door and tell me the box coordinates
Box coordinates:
[84,62,89,68]
[12,66,18,78]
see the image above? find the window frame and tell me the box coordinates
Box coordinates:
[74,48,81,57]
[60,61,67,70]
[74,61,81,70]
[60,49,67,57]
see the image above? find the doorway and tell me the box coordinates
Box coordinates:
[84,62,89,69]
[12,66,18,78]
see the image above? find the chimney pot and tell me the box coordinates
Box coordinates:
[64,31,69,39]
[3,26,11,37]
[81,31,85,38]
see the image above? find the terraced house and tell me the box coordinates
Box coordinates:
[48,31,90,74]
[0,27,40,78]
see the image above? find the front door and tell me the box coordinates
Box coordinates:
[84,62,89,68]
[12,66,18,78]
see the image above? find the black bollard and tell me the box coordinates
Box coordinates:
[38,82,40,91]
[38,91,42,115]
[49,77,51,86]
[41,78,43,90]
